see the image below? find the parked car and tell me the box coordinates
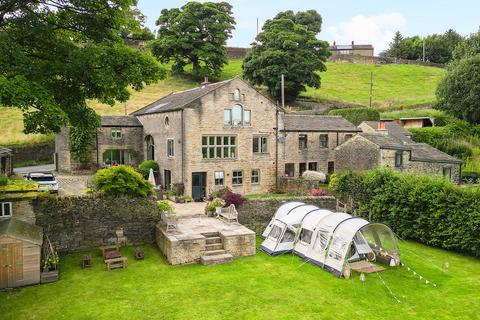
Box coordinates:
[25,172,59,193]
[462,173,478,184]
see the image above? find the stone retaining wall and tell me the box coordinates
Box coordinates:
[237,196,337,234]
[33,196,160,253]
[8,141,55,165]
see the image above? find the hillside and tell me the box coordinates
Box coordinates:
[0,61,444,146]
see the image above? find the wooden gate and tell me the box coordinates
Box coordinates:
[0,242,23,288]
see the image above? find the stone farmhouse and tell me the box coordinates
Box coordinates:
[55,77,462,197]
[335,121,462,183]
[329,41,374,57]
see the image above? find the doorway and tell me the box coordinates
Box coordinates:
[192,172,206,199]
[164,170,172,189]
[328,161,335,174]
[0,243,22,289]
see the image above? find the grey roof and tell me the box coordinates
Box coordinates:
[409,143,462,164]
[101,116,142,127]
[132,79,233,116]
[330,44,374,50]
[359,133,411,150]
[283,114,360,132]
[0,146,12,155]
[361,121,413,143]
[0,218,43,245]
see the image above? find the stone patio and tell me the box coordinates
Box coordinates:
[156,205,256,266]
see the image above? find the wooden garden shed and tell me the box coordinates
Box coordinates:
[0,218,43,289]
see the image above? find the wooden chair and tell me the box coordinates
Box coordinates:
[82,253,92,268]
[116,228,127,246]
[134,247,144,260]
[161,212,177,232]
[217,204,238,223]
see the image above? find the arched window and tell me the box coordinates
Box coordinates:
[146,135,155,161]
[233,89,241,101]
[232,104,243,125]
[165,116,169,126]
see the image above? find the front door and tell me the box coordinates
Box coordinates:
[0,243,22,289]
[164,170,172,189]
[192,172,206,199]
[328,161,335,174]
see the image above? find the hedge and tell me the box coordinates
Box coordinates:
[328,108,380,125]
[409,127,473,160]
[330,168,480,256]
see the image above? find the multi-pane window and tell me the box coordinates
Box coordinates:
[232,105,243,125]
[232,170,243,185]
[319,134,328,148]
[251,169,260,184]
[299,134,308,149]
[299,163,307,176]
[167,139,174,157]
[1,202,12,217]
[202,136,237,159]
[111,128,122,139]
[285,163,295,177]
[308,162,317,171]
[253,136,268,153]
[214,171,224,186]
[224,109,232,125]
[224,105,251,126]
[395,151,403,167]
[244,110,251,126]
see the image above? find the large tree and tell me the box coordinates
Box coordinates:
[452,29,480,60]
[150,1,235,79]
[0,1,165,163]
[242,10,330,102]
[436,55,480,124]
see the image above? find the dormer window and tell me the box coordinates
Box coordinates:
[225,104,251,126]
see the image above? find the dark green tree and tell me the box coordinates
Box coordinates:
[0,1,165,163]
[242,11,330,102]
[436,55,480,124]
[274,10,322,33]
[452,29,480,60]
[385,31,405,58]
[150,1,235,79]
[119,7,155,40]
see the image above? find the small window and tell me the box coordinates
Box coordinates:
[300,228,313,244]
[214,171,224,186]
[1,202,12,217]
[167,139,174,157]
[345,134,353,141]
[251,169,260,184]
[308,162,317,171]
[299,134,308,150]
[233,89,241,101]
[281,229,296,243]
[224,109,232,125]
[285,163,295,177]
[395,151,403,167]
[244,110,251,126]
[268,225,282,240]
[111,128,122,139]
[165,116,170,126]
[232,170,243,185]
[299,163,307,176]
[319,134,328,148]
[443,167,452,180]
[253,136,268,153]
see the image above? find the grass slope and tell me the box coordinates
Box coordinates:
[0,61,444,146]
[1,240,479,319]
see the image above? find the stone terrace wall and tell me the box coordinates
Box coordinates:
[237,196,337,235]
[33,196,160,253]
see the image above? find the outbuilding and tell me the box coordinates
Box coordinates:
[0,218,43,289]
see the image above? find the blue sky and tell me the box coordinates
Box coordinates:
[138,0,479,54]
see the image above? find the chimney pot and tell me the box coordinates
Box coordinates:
[351,40,354,46]
[201,76,210,88]
[378,121,386,130]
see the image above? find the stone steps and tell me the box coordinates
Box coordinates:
[201,232,219,238]
[200,253,234,266]
[205,243,223,251]
[202,249,227,256]
[205,236,221,245]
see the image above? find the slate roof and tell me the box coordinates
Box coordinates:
[361,121,413,143]
[0,218,43,245]
[329,44,374,50]
[0,146,12,155]
[132,79,233,116]
[283,114,360,132]
[359,133,411,150]
[101,116,142,127]
[409,143,463,164]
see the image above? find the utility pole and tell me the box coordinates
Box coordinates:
[281,74,285,110]
[124,102,127,115]
[369,72,373,108]
[256,18,259,36]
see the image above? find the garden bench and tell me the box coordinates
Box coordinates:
[104,257,128,271]
[216,204,238,223]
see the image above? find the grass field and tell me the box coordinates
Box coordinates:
[0,61,444,146]
[1,240,479,320]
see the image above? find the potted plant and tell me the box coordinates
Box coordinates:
[184,195,193,203]
[157,200,174,213]
[41,249,60,284]
[205,198,224,217]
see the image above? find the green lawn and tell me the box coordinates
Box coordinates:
[0,60,444,146]
[1,240,479,319]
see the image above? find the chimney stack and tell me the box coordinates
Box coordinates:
[201,77,210,88]
[377,121,387,135]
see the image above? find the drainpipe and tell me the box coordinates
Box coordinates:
[181,109,185,191]
[95,131,99,168]
[275,105,279,189]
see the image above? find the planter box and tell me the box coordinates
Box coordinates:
[41,269,59,284]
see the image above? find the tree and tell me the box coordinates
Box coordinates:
[385,31,405,58]
[273,10,322,33]
[453,29,480,60]
[436,55,480,124]
[242,10,330,102]
[119,7,154,40]
[0,1,165,162]
[150,1,235,79]
[93,165,154,197]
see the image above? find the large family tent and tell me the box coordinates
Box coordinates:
[260,204,333,256]
[261,202,305,238]
[261,202,401,278]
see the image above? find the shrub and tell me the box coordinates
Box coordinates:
[0,175,8,186]
[157,200,174,212]
[328,108,380,125]
[93,165,154,197]
[205,198,224,213]
[308,188,327,196]
[331,168,480,256]
[222,190,246,208]
[410,127,473,160]
[211,187,231,198]
[137,160,159,178]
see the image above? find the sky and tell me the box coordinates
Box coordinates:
[137,0,479,55]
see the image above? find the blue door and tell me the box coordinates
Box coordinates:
[192,172,206,199]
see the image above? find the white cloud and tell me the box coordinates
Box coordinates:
[326,13,406,55]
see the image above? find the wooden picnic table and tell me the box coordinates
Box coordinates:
[99,244,119,257]
[104,256,128,271]
[104,250,121,260]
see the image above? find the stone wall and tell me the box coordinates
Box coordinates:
[33,196,160,252]
[279,178,322,193]
[328,54,444,68]
[8,142,55,165]
[237,196,337,234]
[335,135,380,171]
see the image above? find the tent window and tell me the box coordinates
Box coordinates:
[281,229,296,243]
[299,228,313,244]
[268,225,282,240]
[314,229,329,251]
